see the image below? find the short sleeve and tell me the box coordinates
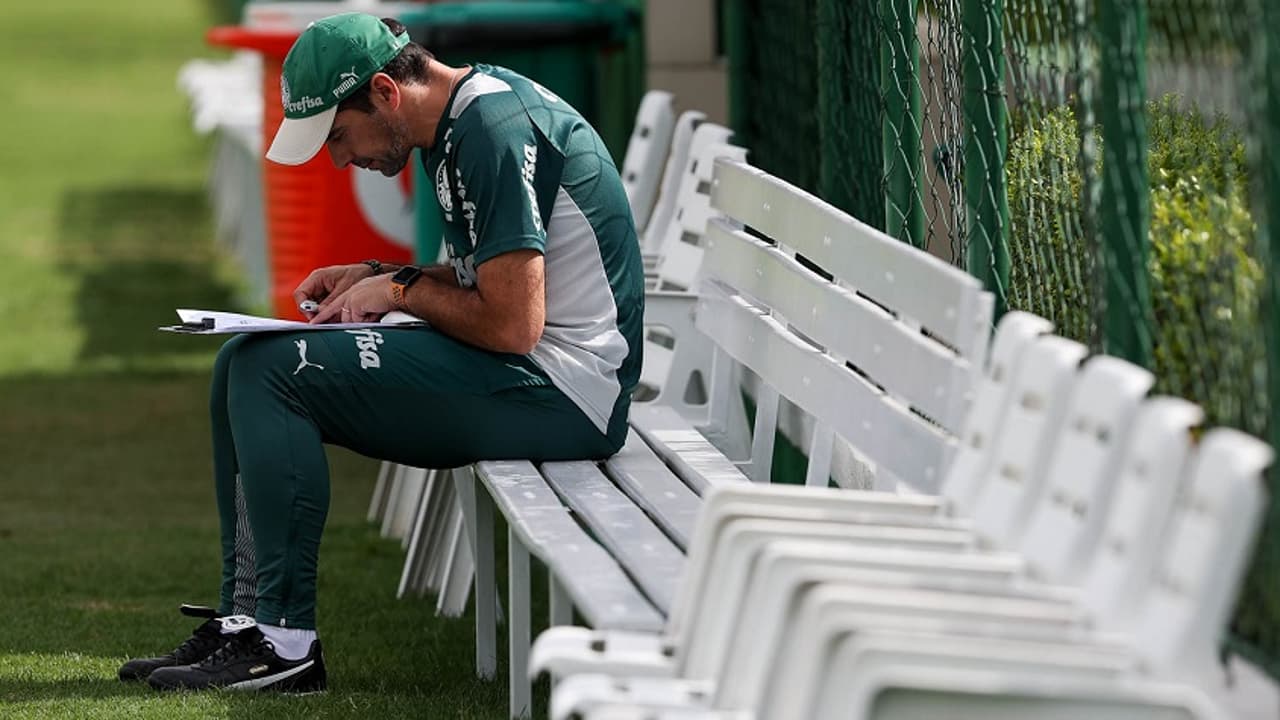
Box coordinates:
[450,113,549,266]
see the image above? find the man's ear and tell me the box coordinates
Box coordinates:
[369,73,401,110]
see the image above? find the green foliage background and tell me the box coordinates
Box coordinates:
[1007,95,1265,436]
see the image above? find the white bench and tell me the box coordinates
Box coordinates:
[459,157,994,718]
[364,149,1275,719]
[641,109,707,266]
[548,416,1270,720]
[618,90,675,236]
[534,163,1273,719]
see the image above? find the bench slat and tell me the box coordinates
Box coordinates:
[705,219,977,432]
[473,460,665,632]
[540,461,687,615]
[630,405,751,493]
[604,432,704,550]
[696,291,955,490]
[710,158,989,360]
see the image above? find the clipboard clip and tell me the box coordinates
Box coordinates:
[159,317,217,333]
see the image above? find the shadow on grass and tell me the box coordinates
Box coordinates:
[0,677,146,704]
[57,186,239,366]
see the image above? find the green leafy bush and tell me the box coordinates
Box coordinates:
[1006,103,1095,343]
[1146,95,1264,432]
[1148,175,1264,433]
[1005,94,1264,435]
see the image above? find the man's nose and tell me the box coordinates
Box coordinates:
[327,143,351,169]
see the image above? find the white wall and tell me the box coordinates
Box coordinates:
[645,0,728,125]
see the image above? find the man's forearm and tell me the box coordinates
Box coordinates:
[377,262,459,286]
[398,276,534,353]
[421,264,459,285]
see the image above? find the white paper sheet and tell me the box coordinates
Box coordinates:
[159,308,427,334]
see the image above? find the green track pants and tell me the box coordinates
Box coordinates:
[209,327,626,629]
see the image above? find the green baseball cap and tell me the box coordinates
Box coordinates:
[266,13,410,165]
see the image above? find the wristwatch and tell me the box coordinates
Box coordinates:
[390,265,424,310]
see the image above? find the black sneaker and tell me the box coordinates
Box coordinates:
[147,625,327,693]
[118,604,226,682]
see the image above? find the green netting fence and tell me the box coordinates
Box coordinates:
[728,0,1280,680]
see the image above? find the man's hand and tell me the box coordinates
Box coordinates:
[309,274,395,324]
[292,263,377,319]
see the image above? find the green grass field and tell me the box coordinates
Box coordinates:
[0,2,515,717]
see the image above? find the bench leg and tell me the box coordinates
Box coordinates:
[367,460,394,523]
[425,472,458,595]
[422,477,452,590]
[508,528,532,719]
[379,465,405,538]
[748,385,780,483]
[706,346,752,461]
[436,502,474,617]
[805,424,835,487]
[396,468,435,599]
[458,468,498,680]
[548,573,573,627]
[394,467,429,546]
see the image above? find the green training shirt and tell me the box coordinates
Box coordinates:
[423,64,644,434]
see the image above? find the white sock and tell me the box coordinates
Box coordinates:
[259,624,317,661]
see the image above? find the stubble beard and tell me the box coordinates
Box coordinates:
[375,111,413,177]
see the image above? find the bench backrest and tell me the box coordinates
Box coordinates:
[968,335,1087,546]
[619,90,675,235]
[1131,426,1272,677]
[641,110,706,256]
[1081,396,1203,629]
[639,128,747,405]
[652,126,744,292]
[1015,354,1154,579]
[699,159,993,489]
[936,311,1052,510]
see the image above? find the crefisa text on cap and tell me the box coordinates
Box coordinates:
[285,95,326,115]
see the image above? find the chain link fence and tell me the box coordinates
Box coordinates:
[731,0,823,202]
[728,0,1279,679]
[1004,0,1099,344]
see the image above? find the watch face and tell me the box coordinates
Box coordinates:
[392,265,422,285]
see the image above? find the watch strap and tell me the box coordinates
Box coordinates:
[390,265,424,310]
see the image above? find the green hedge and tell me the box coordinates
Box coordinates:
[1006,103,1096,343]
[1145,95,1265,434]
[1007,95,1263,434]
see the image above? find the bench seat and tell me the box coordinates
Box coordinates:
[474,459,666,634]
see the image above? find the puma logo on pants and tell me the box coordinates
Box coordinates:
[293,339,325,375]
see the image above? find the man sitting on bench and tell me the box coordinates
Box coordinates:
[119,12,643,693]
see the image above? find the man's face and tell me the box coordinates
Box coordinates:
[325,106,412,177]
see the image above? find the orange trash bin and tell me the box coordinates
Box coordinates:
[207,26,415,320]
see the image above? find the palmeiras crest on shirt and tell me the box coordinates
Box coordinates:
[435,162,453,215]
